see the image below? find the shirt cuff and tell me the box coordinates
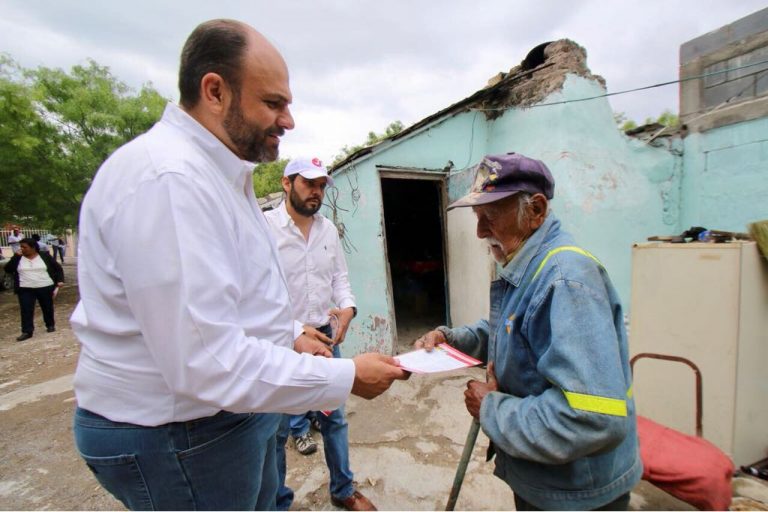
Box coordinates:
[321,357,356,408]
[338,299,357,314]
[293,321,305,341]
[435,325,454,343]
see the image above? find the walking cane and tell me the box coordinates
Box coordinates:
[445,418,480,511]
[446,358,495,511]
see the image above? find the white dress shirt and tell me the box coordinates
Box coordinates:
[265,202,356,327]
[18,255,54,288]
[8,233,21,253]
[71,103,355,426]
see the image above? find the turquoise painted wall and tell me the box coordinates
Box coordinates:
[680,117,768,232]
[481,76,681,314]
[332,73,765,356]
[329,114,489,356]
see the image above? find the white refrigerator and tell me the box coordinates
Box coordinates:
[629,241,768,466]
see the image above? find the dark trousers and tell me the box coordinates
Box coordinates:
[17,285,55,334]
[514,492,630,511]
[52,246,65,263]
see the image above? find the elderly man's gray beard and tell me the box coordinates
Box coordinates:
[486,237,507,264]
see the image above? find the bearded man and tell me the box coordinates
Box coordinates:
[265,158,376,511]
[71,19,406,511]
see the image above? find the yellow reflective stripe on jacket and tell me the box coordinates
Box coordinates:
[532,246,602,281]
[563,390,628,417]
[533,246,628,416]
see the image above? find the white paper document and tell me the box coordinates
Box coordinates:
[395,344,482,374]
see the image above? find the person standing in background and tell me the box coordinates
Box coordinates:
[267,157,376,511]
[4,237,64,341]
[8,228,22,254]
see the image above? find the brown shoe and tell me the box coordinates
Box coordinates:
[331,490,377,511]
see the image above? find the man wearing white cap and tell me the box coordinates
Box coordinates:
[266,157,375,511]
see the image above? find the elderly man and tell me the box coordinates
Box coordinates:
[417,152,641,510]
[71,19,407,511]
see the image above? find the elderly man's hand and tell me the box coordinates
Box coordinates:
[351,353,410,399]
[294,333,332,358]
[464,362,498,419]
[413,329,447,352]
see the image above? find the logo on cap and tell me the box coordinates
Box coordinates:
[312,158,323,167]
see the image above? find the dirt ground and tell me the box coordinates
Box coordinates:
[0,260,503,511]
[1,260,767,511]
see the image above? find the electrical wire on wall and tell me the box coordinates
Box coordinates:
[345,165,361,216]
[456,111,479,172]
[325,179,358,254]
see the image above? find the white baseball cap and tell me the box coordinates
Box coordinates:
[284,157,334,186]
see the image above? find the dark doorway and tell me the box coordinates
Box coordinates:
[380,177,448,352]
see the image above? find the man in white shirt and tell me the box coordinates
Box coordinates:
[266,158,375,511]
[32,234,48,253]
[71,19,407,511]
[8,228,22,254]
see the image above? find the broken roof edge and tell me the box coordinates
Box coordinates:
[330,60,557,173]
[331,38,604,173]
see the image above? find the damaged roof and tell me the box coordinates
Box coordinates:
[331,39,605,171]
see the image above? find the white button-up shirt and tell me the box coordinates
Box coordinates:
[265,202,356,327]
[71,103,354,426]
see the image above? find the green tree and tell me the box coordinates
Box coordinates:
[0,56,62,226]
[0,56,167,230]
[615,109,679,132]
[333,120,404,165]
[252,158,289,198]
[653,109,679,128]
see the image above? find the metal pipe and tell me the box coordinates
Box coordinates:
[630,352,703,437]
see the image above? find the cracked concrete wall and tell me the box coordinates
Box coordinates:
[680,116,768,232]
[478,74,680,310]
[333,73,679,359]
[331,43,684,356]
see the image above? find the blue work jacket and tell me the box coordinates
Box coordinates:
[445,214,642,510]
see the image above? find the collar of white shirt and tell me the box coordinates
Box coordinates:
[162,103,255,191]
[274,200,320,230]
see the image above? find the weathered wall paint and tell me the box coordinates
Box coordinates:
[680,117,768,232]
[331,72,763,357]
[330,116,490,356]
[477,75,681,314]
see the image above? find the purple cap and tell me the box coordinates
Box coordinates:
[448,153,554,210]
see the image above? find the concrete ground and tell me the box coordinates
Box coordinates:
[1,259,767,510]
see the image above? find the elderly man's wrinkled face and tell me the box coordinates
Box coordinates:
[473,194,537,264]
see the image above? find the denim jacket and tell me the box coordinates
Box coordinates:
[444,214,642,510]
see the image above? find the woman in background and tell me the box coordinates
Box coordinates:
[4,238,64,341]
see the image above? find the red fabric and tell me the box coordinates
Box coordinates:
[637,415,734,510]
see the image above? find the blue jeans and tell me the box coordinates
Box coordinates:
[73,407,281,510]
[276,343,355,510]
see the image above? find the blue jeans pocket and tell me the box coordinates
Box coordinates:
[80,452,153,511]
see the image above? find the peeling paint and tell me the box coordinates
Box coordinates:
[328,36,764,351]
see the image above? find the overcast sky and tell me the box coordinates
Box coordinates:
[2,1,765,163]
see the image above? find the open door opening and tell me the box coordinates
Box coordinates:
[381,177,448,353]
